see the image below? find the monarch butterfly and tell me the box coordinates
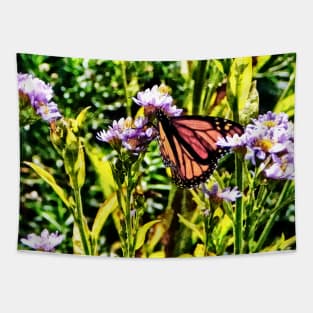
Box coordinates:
[156,110,244,188]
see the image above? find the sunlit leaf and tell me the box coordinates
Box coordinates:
[239,80,259,125]
[76,106,91,129]
[145,222,167,255]
[110,241,122,256]
[135,220,161,251]
[63,128,79,188]
[261,234,296,252]
[178,253,193,258]
[75,139,85,189]
[227,57,252,112]
[212,59,224,73]
[72,223,83,255]
[278,235,296,250]
[212,214,233,254]
[274,94,295,117]
[24,161,70,208]
[178,213,204,243]
[253,55,271,74]
[91,191,118,242]
[193,243,205,257]
[84,143,116,199]
[149,251,166,258]
[72,219,90,255]
[112,208,123,235]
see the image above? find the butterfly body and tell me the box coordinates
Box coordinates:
[156,110,244,188]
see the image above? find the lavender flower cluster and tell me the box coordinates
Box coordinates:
[132,85,183,117]
[96,116,157,153]
[218,111,294,180]
[202,183,241,203]
[20,229,64,252]
[97,85,182,153]
[18,73,62,122]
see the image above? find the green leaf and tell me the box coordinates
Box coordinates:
[278,235,296,250]
[192,60,208,114]
[227,57,253,113]
[85,143,116,198]
[75,139,85,189]
[177,213,204,243]
[41,212,62,230]
[239,80,259,125]
[212,59,224,73]
[91,192,118,242]
[112,208,123,235]
[76,106,91,129]
[253,55,271,74]
[135,220,160,251]
[193,243,205,257]
[212,214,233,253]
[62,129,85,189]
[261,234,296,252]
[63,129,79,188]
[145,222,167,254]
[149,251,166,258]
[24,161,70,208]
[274,94,295,117]
[72,219,90,255]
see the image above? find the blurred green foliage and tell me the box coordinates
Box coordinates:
[18,52,296,256]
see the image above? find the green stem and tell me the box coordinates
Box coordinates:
[73,186,91,255]
[254,180,291,252]
[122,165,136,257]
[115,185,127,255]
[234,154,244,254]
[192,60,208,114]
[277,71,295,103]
[125,183,133,257]
[121,61,132,117]
[202,61,223,114]
[203,201,214,256]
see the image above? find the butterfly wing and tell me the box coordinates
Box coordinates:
[157,112,244,188]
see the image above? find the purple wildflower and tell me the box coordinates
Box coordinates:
[20,229,64,252]
[133,85,183,117]
[217,133,246,150]
[36,101,62,122]
[202,183,241,203]
[18,73,62,123]
[217,111,294,180]
[96,116,157,153]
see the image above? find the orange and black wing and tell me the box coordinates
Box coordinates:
[157,111,244,188]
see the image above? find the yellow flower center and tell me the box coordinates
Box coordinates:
[158,84,170,94]
[256,139,273,152]
[43,105,49,115]
[263,120,276,128]
[123,117,133,129]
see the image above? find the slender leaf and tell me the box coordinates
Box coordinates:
[76,106,91,129]
[24,161,70,208]
[274,94,295,117]
[193,243,205,257]
[239,80,259,125]
[149,251,166,258]
[177,213,204,243]
[91,192,118,241]
[85,143,116,199]
[146,222,167,255]
[72,219,90,255]
[228,57,253,114]
[253,55,271,74]
[75,140,85,189]
[135,220,160,251]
